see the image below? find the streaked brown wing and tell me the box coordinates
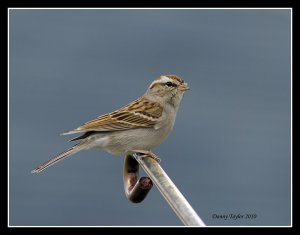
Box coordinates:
[65,97,163,133]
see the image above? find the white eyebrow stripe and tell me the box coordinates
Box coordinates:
[149,75,181,89]
[160,76,173,83]
[149,77,171,89]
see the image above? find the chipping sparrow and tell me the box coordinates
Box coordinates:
[31,75,189,173]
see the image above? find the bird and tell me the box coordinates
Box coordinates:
[31,75,189,173]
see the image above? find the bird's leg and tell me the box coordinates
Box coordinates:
[131,150,161,164]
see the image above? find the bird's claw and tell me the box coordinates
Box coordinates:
[131,150,161,164]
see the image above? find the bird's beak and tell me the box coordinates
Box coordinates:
[178,82,190,91]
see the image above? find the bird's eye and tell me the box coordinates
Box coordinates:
[165,82,176,87]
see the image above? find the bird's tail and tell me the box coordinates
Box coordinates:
[31,142,88,174]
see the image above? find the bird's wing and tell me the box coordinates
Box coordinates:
[62,97,163,135]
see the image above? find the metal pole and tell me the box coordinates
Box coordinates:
[123,154,153,203]
[125,152,206,226]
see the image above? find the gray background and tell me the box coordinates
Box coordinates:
[9,9,291,226]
